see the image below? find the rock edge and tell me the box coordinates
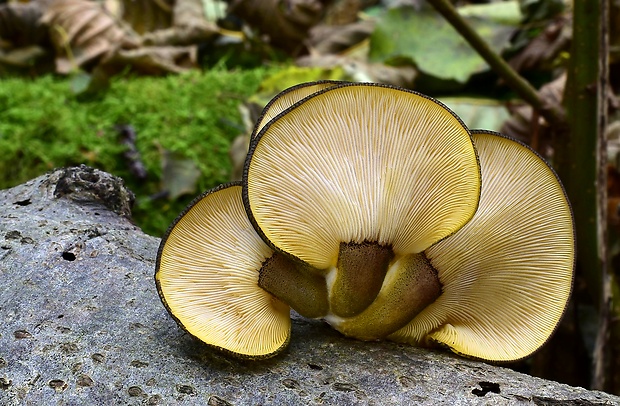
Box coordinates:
[0,167,617,405]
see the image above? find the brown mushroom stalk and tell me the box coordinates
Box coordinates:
[328,241,394,317]
[327,252,442,340]
[258,253,329,319]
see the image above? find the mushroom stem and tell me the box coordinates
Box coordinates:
[258,253,329,319]
[329,242,394,317]
[326,252,442,340]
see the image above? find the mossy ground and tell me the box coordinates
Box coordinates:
[0,68,269,236]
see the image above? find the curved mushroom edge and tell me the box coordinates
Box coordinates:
[156,82,575,362]
[241,81,481,270]
[470,129,576,312]
[155,182,291,360]
[251,80,347,140]
[467,129,576,363]
[387,130,575,363]
[471,129,576,280]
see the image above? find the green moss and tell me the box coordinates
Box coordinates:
[0,69,269,236]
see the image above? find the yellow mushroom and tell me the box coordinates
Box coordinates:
[156,82,575,362]
[244,83,480,336]
[155,183,292,359]
[389,130,575,362]
[251,81,344,139]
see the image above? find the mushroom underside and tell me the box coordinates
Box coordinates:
[157,82,574,363]
[245,83,481,320]
[388,131,574,362]
[155,183,292,359]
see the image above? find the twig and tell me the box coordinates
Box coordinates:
[116,124,148,181]
[426,0,564,127]
[53,25,78,74]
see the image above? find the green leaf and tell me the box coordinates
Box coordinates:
[161,150,201,200]
[369,6,516,83]
[458,1,522,26]
[249,66,347,107]
[439,97,510,132]
[70,72,92,95]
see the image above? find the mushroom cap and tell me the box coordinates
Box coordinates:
[155,182,291,358]
[244,83,480,270]
[252,81,344,139]
[389,131,575,362]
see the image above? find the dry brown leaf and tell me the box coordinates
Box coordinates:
[308,20,374,55]
[73,13,117,48]
[103,45,196,75]
[41,0,140,74]
[228,0,331,53]
[116,0,173,35]
[322,0,363,25]
[172,0,206,27]
[55,40,111,74]
[112,0,217,47]
[509,18,570,73]
[0,1,54,72]
[0,45,47,67]
[500,73,566,153]
[297,53,417,88]
[142,21,218,46]
[0,2,48,49]
[66,7,110,44]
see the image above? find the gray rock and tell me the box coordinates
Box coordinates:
[0,166,618,405]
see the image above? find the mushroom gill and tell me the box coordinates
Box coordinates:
[155,183,293,358]
[388,131,575,362]
[244,82,481,331]
[252,81,343,139]
[157,82,575,362]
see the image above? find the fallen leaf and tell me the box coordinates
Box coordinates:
[41,0,140,74]
[227,0,330,53]
[161,150,201,200]
[308,20,375,55]
[103,45,197,75]
[369,5,516,83]
[297,53,417,88]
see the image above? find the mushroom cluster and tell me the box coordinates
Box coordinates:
[155,81,575,362]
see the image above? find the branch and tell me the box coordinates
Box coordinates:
[592,0,611,392]
[426,0,564,127]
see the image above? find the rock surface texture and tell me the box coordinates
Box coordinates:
[0,166,618,405]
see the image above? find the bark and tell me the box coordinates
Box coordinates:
[593,0,611,391]
[0,166,619,405]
